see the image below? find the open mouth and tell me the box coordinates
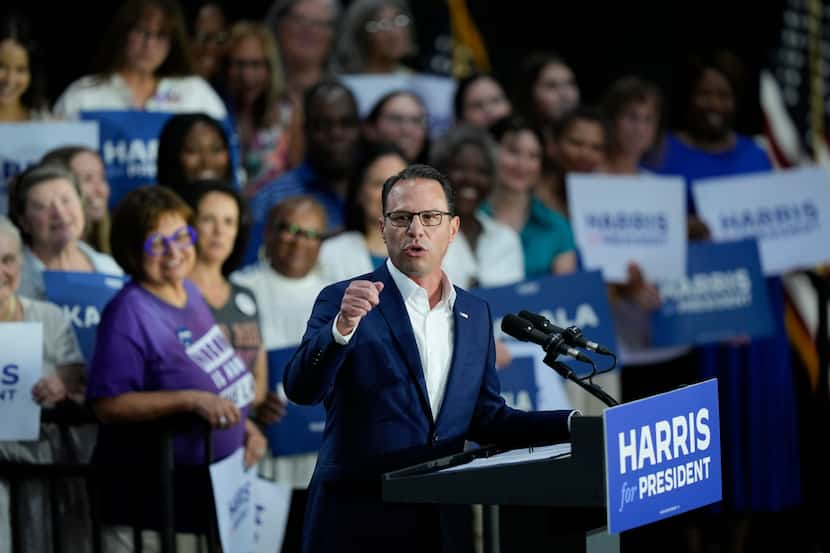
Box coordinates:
[403,243,428,257]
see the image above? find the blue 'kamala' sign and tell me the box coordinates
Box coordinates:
[81,110,240,209]
[266,347,326,456]
[604,379,722,533]
[43,271,127,363]
[473,271,618,378]
[652,240,775,346]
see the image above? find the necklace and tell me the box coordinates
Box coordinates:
[1,295,18,322]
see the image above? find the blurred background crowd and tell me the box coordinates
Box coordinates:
[0,0,828,552]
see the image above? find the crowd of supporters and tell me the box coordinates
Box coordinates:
[0,1,827,552]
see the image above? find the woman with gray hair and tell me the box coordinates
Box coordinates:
[7,162,122,299]
[332,0,417,74]
[0,215,92,553]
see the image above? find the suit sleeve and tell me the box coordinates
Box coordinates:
[468,303,574,447]
[283,283,352,405]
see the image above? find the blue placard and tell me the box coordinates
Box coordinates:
[497,356,537,411]
[265,347,326,456]
[42,271,127,363]
[472,271,619,378]
[652,240,775,346]
[80,110,240,209]
[604,379,722,533]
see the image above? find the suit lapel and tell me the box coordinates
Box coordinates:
[436,289,476,430]
[374,264,433,423]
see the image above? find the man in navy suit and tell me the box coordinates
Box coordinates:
[284,164,577,552]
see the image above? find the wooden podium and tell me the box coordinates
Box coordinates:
[383,416,619,553]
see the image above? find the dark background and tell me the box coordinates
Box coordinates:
[8,0,786,133]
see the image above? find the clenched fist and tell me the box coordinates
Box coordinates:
[336,280,384,336]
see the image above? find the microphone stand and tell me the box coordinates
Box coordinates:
[542,346,619,407]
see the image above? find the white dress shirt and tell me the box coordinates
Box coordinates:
[333,259,456,419]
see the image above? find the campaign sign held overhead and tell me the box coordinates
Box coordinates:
[473,271,618,379]
[692,166,830,275]
[652,240,775,347]
[604,379,722,533]
[266,347,326,456]
[43,271,127,363]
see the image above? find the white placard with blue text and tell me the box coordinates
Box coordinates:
[0,323,43,441]
[0,121,99,214]
[210,448,255,553]
[266,347,326,456]
[341,73,456,137]
[652,240,775,346]
[568,173,687,283]
[692,166,830,275]
[473,272,619,381]
[43,271,127,363]
[604,379,722,533]
[253,478,291,553]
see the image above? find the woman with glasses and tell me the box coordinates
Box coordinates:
[230,195,330,553]
[333,0,417,75]
[364,90,430,163]
[7,163,122,300]
[53,0,226,120]
[87,185,266,551]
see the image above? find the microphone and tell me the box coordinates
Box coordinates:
[500,314,593,364]
[518,310,612,355]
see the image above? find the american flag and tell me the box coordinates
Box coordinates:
[761,0,830,168]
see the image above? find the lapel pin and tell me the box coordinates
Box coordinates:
[460,312,469,319]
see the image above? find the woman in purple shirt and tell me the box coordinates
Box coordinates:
[87,186,266,547]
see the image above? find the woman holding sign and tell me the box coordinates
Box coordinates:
[185,180,286,425]
[0,215,91,553]
[53,0,226,120]
[7,163,122,300]
[87,186,266,550]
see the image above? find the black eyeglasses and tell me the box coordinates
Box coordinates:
[274,222,323,241]
[384,210,453,228]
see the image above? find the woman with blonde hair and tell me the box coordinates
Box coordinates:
[220,21,296,195]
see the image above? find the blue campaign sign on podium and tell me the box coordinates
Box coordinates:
[652,240,775,347]
[604,379,722,533]
[473,271,618,379]
[266,347,326,456]
[42,271,127,363]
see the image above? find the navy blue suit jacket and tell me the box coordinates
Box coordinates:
[284,263,574,552]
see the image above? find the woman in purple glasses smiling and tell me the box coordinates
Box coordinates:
[86,185,266,550]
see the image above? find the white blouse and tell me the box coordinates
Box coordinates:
[54,74,227,120]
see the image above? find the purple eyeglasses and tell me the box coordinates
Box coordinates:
[143,225,197,256]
